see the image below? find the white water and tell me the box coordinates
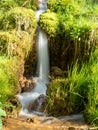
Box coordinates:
[37,29,49,83]
[16,0,49,116]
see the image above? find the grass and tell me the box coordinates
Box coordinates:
[47,48,98,126]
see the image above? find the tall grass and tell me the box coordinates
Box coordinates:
[47,48,98,126]
[47,62,89,116]
[83,48,98,125]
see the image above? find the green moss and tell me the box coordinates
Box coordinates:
[39,11,59,37]
[48,0,71,13]
[0,56,18,102]
[14,0,38,10]
[0,30,33,58]
[0,0,18,12]
[1,7,37,31]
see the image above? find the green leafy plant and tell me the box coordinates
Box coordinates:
[0,102,14,130]
[0,102,7,130]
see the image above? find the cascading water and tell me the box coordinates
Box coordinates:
[16,0,49,117]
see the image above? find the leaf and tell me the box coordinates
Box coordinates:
[0,102,13,107]
[0,117,2,130]
[0,108,6,117]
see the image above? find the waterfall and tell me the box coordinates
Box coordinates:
[16,0,49,117]
[37,29,49,83]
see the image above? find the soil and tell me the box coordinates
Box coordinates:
[2,115,90,130]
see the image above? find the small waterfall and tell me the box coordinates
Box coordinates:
[16,0,49,117]
[37,29,49,83]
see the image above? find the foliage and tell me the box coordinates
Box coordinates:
[41,0,98,39]
[1,7,37,32]
[0,102,13,130]
[0,107,6,130]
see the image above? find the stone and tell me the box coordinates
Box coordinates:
[19,76,36,93]
[50,66,64,77]
[28,94,46,113]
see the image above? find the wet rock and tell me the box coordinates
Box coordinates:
[19,76,36,93]
[28,94,46,113]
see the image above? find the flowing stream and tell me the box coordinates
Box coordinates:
[16,0,49,117]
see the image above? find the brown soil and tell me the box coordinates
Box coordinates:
[3,116,90,130]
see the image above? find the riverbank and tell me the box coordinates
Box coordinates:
[3,114,90,130]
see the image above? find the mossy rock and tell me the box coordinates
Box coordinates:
[0,56,19,102]
[0,30,33,58]
[48,0,70,13]
[0,0,18,12]
[1,7,37,32]
[39,10,59,37]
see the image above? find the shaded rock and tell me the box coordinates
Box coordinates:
[50,66,64,78]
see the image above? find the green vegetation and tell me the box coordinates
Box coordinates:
[0,57,19,102]
[1,7,36,31]
[0,0,98,127]
[0,0,37,104]
[47,62,89,116]
[39,0,98,69]
[0,105,6,130]
[47,48,98,125]
[0,102,13,130]
[39,11,59,37]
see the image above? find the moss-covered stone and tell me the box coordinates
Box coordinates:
[39,10,59,37]
[0,0,18,12]
[0,56,19,102]
[15,0,38,11]
[1,7,37,32]
[0,31,33,58]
